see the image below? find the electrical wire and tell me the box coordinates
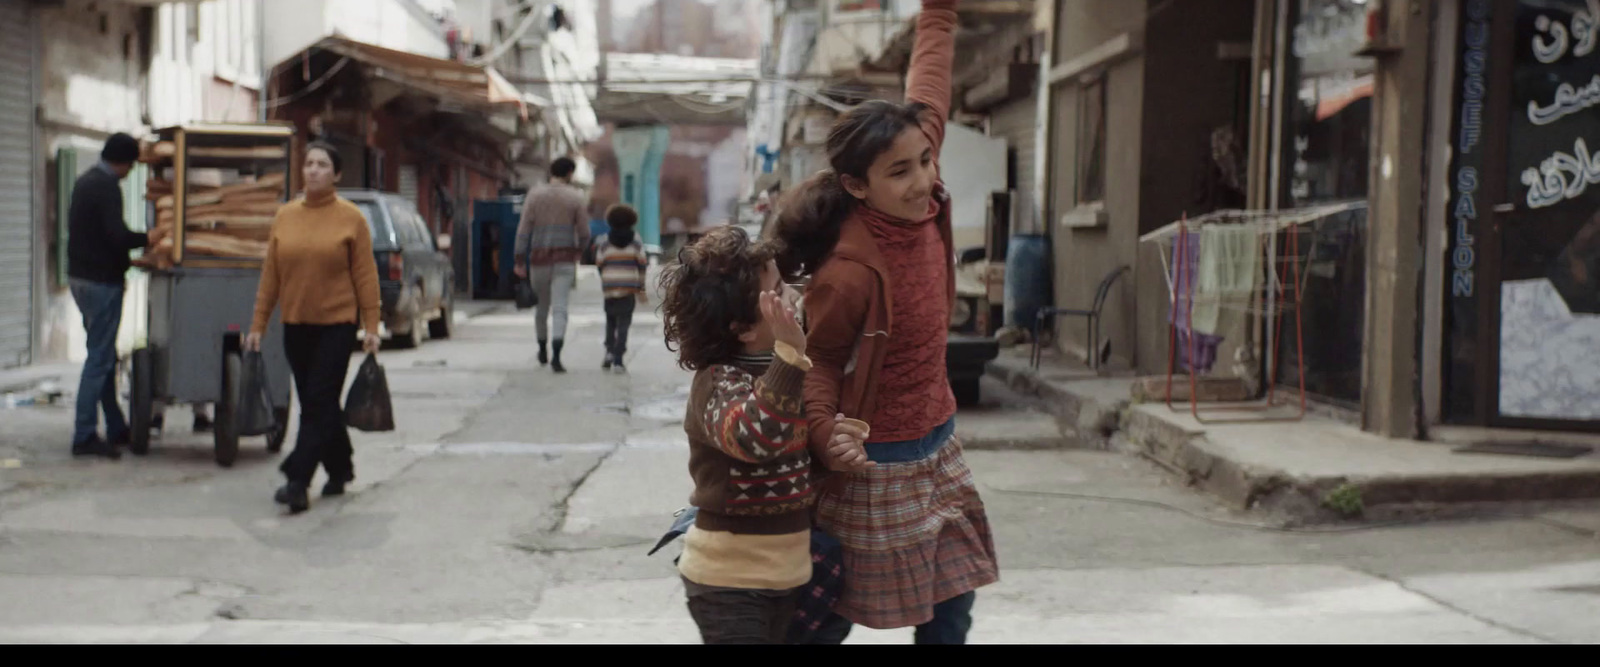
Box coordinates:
[666,93,749,115]
[261,56,352,109]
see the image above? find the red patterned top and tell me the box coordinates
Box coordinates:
[861,204,956,443]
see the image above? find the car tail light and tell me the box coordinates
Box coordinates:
[388,253,403,281]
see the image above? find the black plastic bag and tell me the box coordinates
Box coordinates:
[344,353,395,432]
[236,351,277,436]
[514,276,537,310]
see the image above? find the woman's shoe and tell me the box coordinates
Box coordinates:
[322,479,347,497]
[274,482,310,513]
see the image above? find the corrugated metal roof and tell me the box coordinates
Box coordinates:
[290,36,535,118]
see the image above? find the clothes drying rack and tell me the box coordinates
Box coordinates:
[1138,202,1364,424]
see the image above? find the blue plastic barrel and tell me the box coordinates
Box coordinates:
[1004,234,1053,332]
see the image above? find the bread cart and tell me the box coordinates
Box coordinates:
[128,123,296,467]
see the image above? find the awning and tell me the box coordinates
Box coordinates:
[282,36,533,121]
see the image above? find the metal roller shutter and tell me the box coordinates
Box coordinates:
[0,0,34,369]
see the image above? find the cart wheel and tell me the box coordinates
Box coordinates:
[128,348,153,456]
[214,352,241,468]
[267,405,290,453]
[428,295,454,340]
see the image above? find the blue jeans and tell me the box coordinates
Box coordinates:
[70,279,128,445]
[809,589,976,645]
[863,418,956,464]
[810,419,977,644]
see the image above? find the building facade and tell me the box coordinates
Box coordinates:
[32,0,262,366]
[747,0,1596,443]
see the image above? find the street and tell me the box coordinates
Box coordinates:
[1,271,1599,644]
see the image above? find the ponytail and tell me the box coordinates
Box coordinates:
[773,170,858,281]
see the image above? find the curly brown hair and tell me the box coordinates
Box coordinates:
[659,226,779,371]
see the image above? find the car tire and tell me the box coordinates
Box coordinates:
[428,294,454,340]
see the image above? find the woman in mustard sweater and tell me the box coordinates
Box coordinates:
[246,141,381,514]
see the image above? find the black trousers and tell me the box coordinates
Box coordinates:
[603,296,636,358]
[280,323,357,485]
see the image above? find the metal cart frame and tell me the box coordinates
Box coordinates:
[127,123,297,466]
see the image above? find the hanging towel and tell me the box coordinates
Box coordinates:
[1168,231,1200,331]
[1191,225,1261,336]
[1168,231,1225,373]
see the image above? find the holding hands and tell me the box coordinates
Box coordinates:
[825,414,875,473]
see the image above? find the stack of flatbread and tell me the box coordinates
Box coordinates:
[138,171,286,267]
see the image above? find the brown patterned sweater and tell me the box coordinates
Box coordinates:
[683,342,814,535]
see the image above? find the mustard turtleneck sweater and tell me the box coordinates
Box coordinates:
[251,189,381,336]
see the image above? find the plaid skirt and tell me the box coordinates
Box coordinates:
[814,428,999,629]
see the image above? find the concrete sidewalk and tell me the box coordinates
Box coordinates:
[988,348,1600,524]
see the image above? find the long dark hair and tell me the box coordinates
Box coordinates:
[773,100,928,280]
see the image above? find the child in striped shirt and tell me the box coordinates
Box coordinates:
[596,204,650,372]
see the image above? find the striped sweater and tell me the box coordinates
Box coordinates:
[596,238,649,298]
[514,182,591,266]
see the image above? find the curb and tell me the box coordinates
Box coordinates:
[988,354,1600,524]
[0,365,75,398]
[985,358,1124,450]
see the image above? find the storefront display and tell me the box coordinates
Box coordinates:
[1441,0,1600,427]
[1497,0,1600,421]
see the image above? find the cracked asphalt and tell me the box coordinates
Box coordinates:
[2,271,1600,643]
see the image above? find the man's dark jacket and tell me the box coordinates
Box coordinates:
[67,165,147,285]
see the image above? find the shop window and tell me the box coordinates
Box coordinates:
[1075,75,1107,206]
[1273,0,1374,408]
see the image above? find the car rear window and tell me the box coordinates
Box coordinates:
[353,200,398,249]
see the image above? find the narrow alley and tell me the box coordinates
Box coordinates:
[0,273,1597,644]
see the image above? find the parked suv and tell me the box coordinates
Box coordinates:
[343,189,455,348]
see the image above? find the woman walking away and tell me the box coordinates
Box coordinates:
[247,141,382,514]
[772,0,998,645]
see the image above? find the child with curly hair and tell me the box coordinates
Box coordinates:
[658,226,869,644]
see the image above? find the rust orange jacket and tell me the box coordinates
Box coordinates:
[802,0,960,463]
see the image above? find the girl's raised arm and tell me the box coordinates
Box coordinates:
[904,0,960,154]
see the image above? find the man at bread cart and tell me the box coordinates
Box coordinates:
[65,133,171,459]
